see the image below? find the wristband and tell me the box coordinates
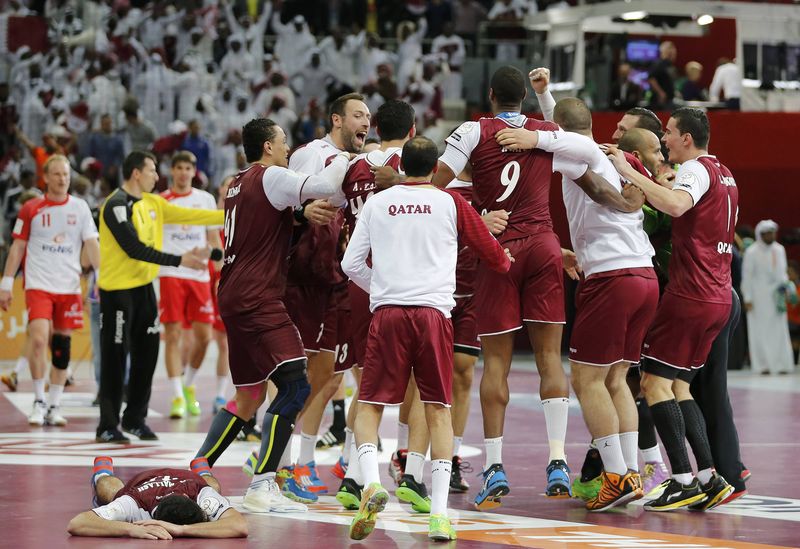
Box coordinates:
[210,248,223,261]
[294,205,309,224]
[0,276,13,292]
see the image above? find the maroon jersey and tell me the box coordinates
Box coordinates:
[442,114,560,244]
[624,151,651,178]
[287,210,345,286]
[117,469,207,512]
[447,180,478,296]
[667,155,738,304]
[339,147,403,235]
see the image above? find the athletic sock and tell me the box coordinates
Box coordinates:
[342,427,353,463]
[32,378,45,402]
[405,451,425,483]
[215,376,229,399]
[678,399,714,472]
[48,383,65,408]
[595,434,627,475]
[255,413,295,475]
[640,444,665,464]
[14,355,28,374]
[452,436,463,458]
[637,397,658,450]
[542,397,569,462]
[332,399,346,431]
[697,468,714,485]
[195,409,246,466]
[170,377,184,399]
[649,399,693,477]
[92,456,114,487]
[190,456,212,477]
[358,443,380,486]
[430,459,452,516]
[299,431,316,465]
[620,431,639,472]
[345,436,363,484]
[397,421,409,451]
[484,436,503,470]
[674,472,694,485]
[184,366,199,387]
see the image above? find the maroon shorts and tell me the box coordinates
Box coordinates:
[284,284,330,353]
[642,292,731,371]
[474,232,565,336]
[222,300,306,386]
[159,277,214,326]
[452,295,480,356]
[348,281,372,366]
[359,306,454,406]
[569,268,659,366]
[319,285,354,373]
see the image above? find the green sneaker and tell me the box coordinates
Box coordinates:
[336,477,363,510]
[349,483,388,541]
[183,385,201,416]
[170,396,186,419]
[429,514,457,541]
[396,474,431,513]
[572,475,602,501]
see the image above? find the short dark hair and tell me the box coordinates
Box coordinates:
[375,100,415,141]
[400,136,438,177]
[553,98,592,132]
[671,107,710,149]
[625,107,663,138]
[242,118,280,163]
[329,92,365,126]
[171,150,197,167]
[152,495,207,525]
[490,66,526,106]
[122,151,157,180]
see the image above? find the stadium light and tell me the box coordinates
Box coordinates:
[621,11,648,21]
[697,14,714,26]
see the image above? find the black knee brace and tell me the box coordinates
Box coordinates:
[51,334,71,370]
[266,359,310,422]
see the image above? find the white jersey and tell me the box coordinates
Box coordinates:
[289,135,343,175]
[159,188,220,282]
[12,195,97,294]
[538,130,654,276]
[93,486,230,523]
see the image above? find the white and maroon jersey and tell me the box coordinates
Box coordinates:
[536,130,654,276]
[289,135,343,174]
[667,155,738,304]
[12,195,97,294]
[439,114,560,243]
[341,183,511,317]
[446,179,478,297]
[159,187,220,282]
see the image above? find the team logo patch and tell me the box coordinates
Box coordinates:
[112,206,127,223]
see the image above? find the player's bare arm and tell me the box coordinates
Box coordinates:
[482,210,509,235]
[0,238,26,310]
[370,164,405,189]
[303,199,339,225]
[67,510,174,539]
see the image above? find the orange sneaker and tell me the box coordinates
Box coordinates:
[586,470,643,512]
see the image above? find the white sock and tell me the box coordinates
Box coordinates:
[33,378,46,401]
[542,397,569,462]
[405,451,425,483]
[14,355,28,374]
[674,472,694,485]
[215,376,229,399]
[620,431,639,472]
[453,436,463,457]
[345,437,363,484]
[342,427,353,463]
[48,383,65,408]
[184,366,199,387]
[484,436,503,470]
[430,459,452,516]
[397,421,409,450]
[640,444,664,464]
[249,471,276,489]
[357,443,380,486]
[278,438,293,468]
[170,377,184,399]
[697,468,714,485]
[595,434,627,475]
[299,431,316,465]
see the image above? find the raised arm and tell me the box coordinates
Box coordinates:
[529,67,555,121]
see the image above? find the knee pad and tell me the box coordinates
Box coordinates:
[51,334,71,370]
[267,359,310,422]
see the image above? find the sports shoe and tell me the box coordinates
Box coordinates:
[95,428,131,444]
[183,385,201,416]
[586,470,643,512]
[277,469,318,503]
[349,482,389,541]
[45,405,68,426]
[644,478,707,511]
[388,449,407,485]
[243,450,259,477]
[212,396,226,415]
[642,460,670,495]
[450,455,472,493]
[170,396,186,419]
[572,448,603,501]
[28,399,47,426]
[332,456,348,479]
[546,459,572,498]
[1,371,18,391]
[336,477,363,510]
[122,423,158,441]
[243,476,308,513]
[316,427,346,449]
[237,416,262,441]
[474,463,510,511]
[429,514,457,541]
[688,472,734,511]
[396,474,431,513]
[720,488,747,506]
[293,462,328,494]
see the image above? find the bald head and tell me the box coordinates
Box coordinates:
[553,98,592,134]
[618,128,663,175]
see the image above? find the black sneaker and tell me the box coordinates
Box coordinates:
[644,478,707,511]
[396,473,431,513]
[316,426,346,449]
[95,428,131,444]
[335,477,363,510]
[122,423,159,441]
[579,448,604,482]
[688,473,734,511]
[450,455,473,493]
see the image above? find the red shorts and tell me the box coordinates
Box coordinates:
[452,295,480,356]
[159,277,214,326]
[284,285,330,353]
[642,292,731,371]
[360,306,454,406]
[319,285,354,373]
[222,300,306,386]
[569,268,659,366]
[348,282,372,366]
[25,290,83,330]
[474,232,565,336]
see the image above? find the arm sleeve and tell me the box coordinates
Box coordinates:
[536,130,604,166]
[672,161,710,206]
[535,90,556,121]
[340,203,373,291]
[552,154,590,181]
[102,195,181,267]
[162,198,225,226]
[448,190,511,273]
[196,487,232,522]
[91,496,141,522]
[264,153,350,210]
[11,200,33,241]
[439,121,481,176]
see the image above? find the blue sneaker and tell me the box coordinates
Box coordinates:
[295,461,328,494]
[278,468,318,503]
[212,396,227,415]
[473,463,510,511]
[546,459,572,498]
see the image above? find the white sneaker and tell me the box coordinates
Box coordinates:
[28,400,47,426]
[243,477,308,513]
[45,405,68,426]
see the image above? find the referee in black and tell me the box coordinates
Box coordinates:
[96,151,223,443]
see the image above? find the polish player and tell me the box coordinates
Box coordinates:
[606,108,737,511]
[342,136,512,541]
[193,118,351,513]
[0,154,98,426]
[159,151,224,419]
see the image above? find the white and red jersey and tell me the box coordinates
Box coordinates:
[446,179,478,297]
[289,135,343,174]
[160,187,220,282]
[12,195,97,294]
[341,183,511,317]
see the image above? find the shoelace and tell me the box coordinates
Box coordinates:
[454,459,473,474]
